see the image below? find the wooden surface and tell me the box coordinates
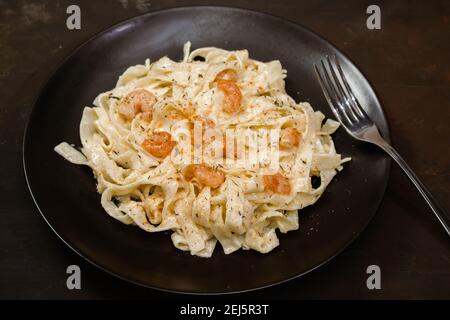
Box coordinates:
[0,0,449,299]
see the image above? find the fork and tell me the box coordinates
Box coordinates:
[314,56,450,236]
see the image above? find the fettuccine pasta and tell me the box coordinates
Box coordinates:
[55,42,349,257]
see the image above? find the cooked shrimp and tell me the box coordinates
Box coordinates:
[263,173,291,195]
[215,68,238,82]
[141,131,176,158]
[118,89,156,120]
[280,127,301,149]
[183,164,225,189]
[217,80,242,113]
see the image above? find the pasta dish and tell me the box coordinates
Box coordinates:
[55,42,349,257]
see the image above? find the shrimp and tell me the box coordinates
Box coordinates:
[215,68,238,82]
[183,164,225,189]
[280,127,301,149]
[217,79,242,113]
[263,173,291,195]
[118,89,156,120]
[141,131,176,158]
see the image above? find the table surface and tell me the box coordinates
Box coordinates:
[0,0,449,299]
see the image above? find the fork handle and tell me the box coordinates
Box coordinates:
[378,141,450,236]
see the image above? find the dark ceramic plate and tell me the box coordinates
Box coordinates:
[23,6,390,294]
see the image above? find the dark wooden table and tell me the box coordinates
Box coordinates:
[0,0,449,299]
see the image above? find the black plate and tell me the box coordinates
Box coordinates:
[23,6,390,294]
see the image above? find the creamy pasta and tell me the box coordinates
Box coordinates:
[55,42,349,257]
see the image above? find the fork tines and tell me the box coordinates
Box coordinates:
[314,56,371,128]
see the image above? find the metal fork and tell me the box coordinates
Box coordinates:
[314,56,450,236]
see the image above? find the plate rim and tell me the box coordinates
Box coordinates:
[22,5,392,295]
